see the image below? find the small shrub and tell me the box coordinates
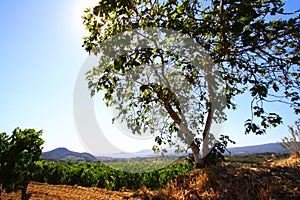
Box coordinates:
[281,119,300,158]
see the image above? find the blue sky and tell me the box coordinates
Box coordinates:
[0,0,299,154]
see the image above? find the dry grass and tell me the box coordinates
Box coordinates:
[154,157,300,200]
[267,155,300,167]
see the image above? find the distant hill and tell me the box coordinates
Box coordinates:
[42,142,295,162]
[42,148,98,162]
[228,143,290,155]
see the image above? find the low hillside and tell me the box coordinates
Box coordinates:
[42,148,97,162]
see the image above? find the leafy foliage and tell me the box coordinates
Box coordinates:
[0,128,44,200]
[82,0,300,166]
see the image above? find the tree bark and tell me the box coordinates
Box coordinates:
[202,109,213,163]
[159,87,215,168]
[190,141,204,168]
[21,182,28,200]
[163,99,204,167]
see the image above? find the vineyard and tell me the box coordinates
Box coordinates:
[32,161,193,191]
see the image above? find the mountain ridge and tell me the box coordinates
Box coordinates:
[42,147,98,162]
[227,142,289,155]
[42,142,292,162]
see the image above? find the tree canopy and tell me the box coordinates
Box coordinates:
[82,0,300,167]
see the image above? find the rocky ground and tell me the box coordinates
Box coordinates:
[1,157,299,200]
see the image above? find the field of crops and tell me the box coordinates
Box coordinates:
[31,161,193,191]
[28,152,293,191]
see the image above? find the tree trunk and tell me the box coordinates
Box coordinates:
[21,182,28,200]
[190,141,204,168]
[202,109,213,164]
[161,88,214,168]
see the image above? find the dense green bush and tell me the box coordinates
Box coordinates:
[0,128,44,200]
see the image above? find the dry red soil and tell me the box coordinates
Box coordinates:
[1,182,138,200]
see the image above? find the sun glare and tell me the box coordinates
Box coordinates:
[71,0,98,37]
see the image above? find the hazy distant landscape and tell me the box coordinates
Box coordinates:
[42,142,291,162]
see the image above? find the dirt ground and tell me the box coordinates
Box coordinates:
[0,182,139,200]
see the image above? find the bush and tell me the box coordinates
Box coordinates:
[0,128,44,200]
[281,119,300,158]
